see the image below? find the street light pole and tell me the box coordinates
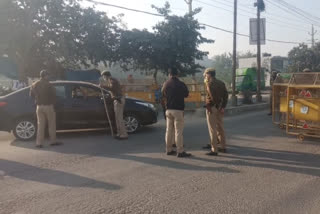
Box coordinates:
[231,0,238,106]
[255,0,262,102]
[184,0,193,14]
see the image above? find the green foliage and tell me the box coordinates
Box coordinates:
[239,51,256,58]
[1,0,122,78]
[1,0,213,81]
[210,53,232,86]
[288,43,320,72]
[210,51,258,86]
[118,2,214,78]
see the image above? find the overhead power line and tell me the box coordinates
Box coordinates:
[205,0,254,15]
[195,0,310,32]
[85,0,307,45]
[201,23,249,37]
[274,0,320,23]
[202,23,304,44]
[86,0,163,17]
[216,0,318,26]
[265,0,320,27]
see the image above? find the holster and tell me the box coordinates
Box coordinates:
[113,97,122,104]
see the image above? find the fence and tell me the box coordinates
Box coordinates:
[120,78,206,108]
[273,73,320,141]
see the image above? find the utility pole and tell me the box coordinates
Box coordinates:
[254,0,263,103]
[184,0,193,14]
[231,0,238,106]
[309,24,317,48]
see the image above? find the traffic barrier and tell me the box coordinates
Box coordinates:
[286,73,320,141]
[120,79,206,108]
[272,73,292,128]
[273,73,320,141]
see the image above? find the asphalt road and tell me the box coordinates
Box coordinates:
[1,110,320,214]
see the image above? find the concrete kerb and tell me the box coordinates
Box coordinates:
[156,102,269,118]
[191,102,269,117]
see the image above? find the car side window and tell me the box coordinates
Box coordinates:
[54,85,66,99]
[71,85,101,99]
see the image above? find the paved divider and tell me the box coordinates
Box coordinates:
[188,102,269,118]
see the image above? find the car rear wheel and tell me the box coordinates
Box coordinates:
[13,119,37,141]
[124,114,140,133]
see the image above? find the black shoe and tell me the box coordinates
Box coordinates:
[202,144,211,149]
[206,151,218,156]
[115,136,128,140]
[177,152,192,158]
[218,148,227,153]
[172,144,176,148]
[166,151,177,156]
[50,142,63,146]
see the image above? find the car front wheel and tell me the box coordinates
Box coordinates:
[13,119,37,141]
[124,114,140,133]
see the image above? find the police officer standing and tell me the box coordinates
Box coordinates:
[100,70,128,140]
[162,67,191,158]
[204,68,228,156]
[30,70,62,148]
[268,71,278,116]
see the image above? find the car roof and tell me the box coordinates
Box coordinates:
[51,80,99,87]
[2,81,101,97]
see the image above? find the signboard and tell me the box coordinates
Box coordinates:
[249,18,266,45]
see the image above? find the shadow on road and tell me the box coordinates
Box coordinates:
[192,145,320,177]
[8,112,320,177]
[10,136,240,174]
[0,159,121,190]
[116,154,240,173]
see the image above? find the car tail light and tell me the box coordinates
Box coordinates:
[0,102,7,107]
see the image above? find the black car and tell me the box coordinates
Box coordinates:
[0,81,158,141]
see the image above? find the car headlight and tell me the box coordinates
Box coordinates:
[135,101,156,110]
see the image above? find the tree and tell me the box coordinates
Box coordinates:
[210,53,233,86]
[210,51,259,86]
[239,51,256,58]
[288,43,320,72]
[118,2,214,81]
[1,0,122,79]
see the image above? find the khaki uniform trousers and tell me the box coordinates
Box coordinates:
[206,106,226,153]
[165,109,184,153]
[114,97,128,138]
[36,105,56,146]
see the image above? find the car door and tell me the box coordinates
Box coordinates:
[52,84,68,130]
[63,83,109,129]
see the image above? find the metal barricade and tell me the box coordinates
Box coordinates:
[120,79,206,109]
[285,73,320,141]
[272,73,292,128]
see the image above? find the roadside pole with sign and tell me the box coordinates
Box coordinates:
[250,18,266,102]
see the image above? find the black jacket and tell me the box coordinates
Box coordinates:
[161,77,189,111]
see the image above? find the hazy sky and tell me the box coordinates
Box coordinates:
[82,0,320,58]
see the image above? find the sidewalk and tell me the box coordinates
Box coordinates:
[157,93,270,118]
[189,102,269,118]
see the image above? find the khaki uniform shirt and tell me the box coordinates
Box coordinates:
[30,79,56,105]
[206,78,228,109]
[101,77,123,98]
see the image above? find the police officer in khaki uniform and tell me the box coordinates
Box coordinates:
[268,71,278,116]
[30,70,62,148]
[100,70,128,140]
[204,68,228,156]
